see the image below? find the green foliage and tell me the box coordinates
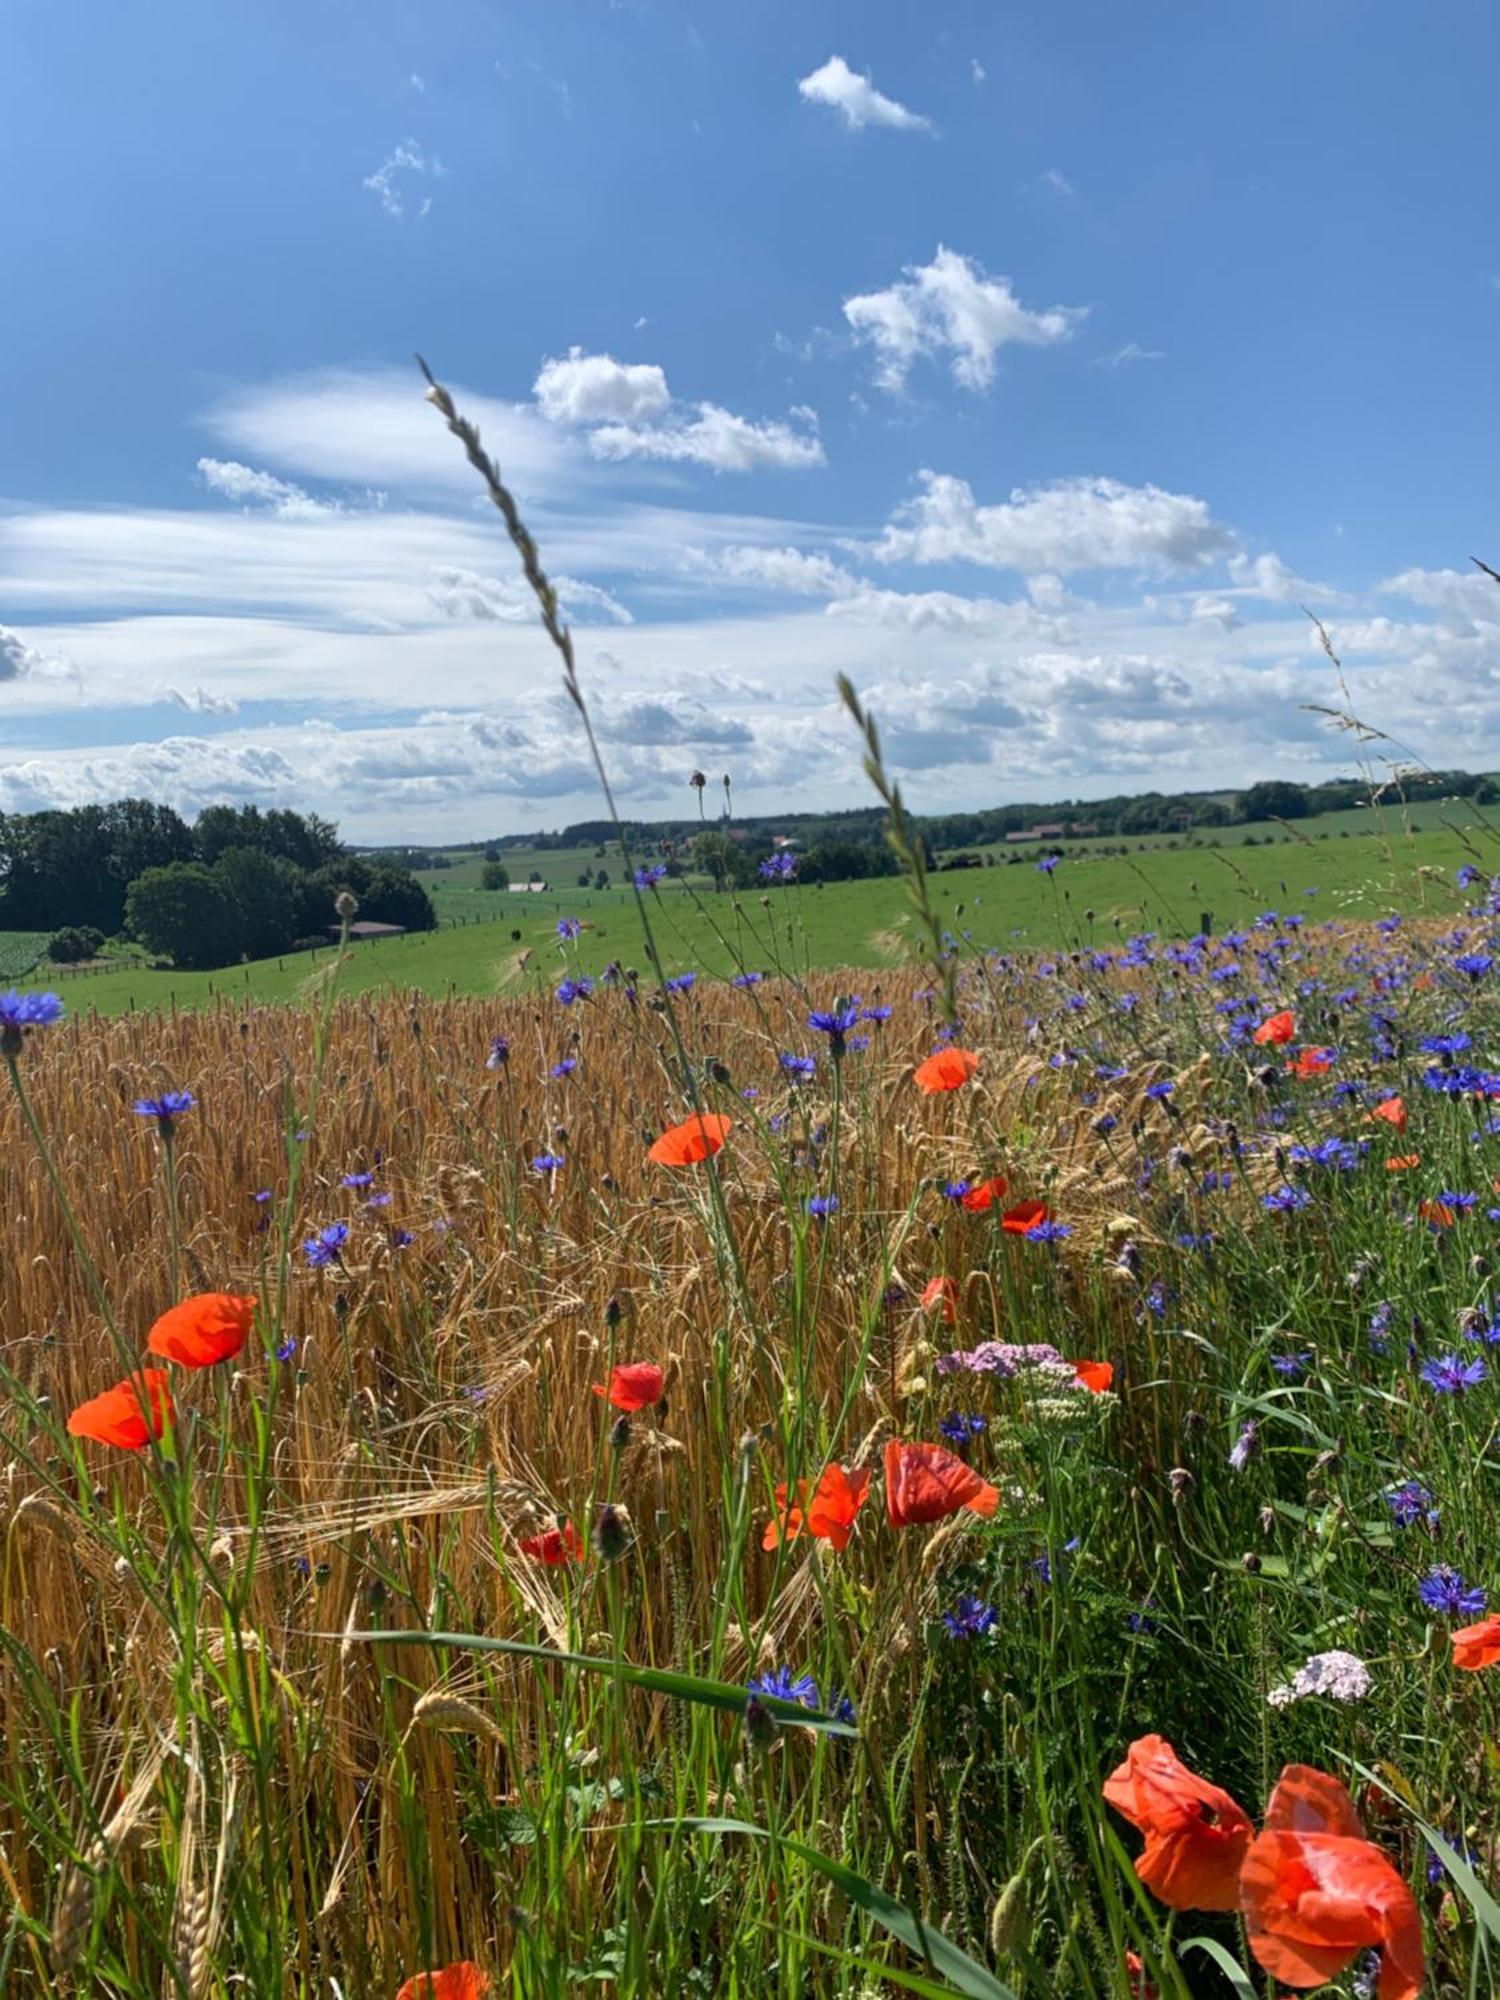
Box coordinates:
[125,861,242,969]
[45,926,104,964]
[480,860,510,891]
[1237,778,1311,821]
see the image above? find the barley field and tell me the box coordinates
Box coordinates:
[3,884,1500,1997]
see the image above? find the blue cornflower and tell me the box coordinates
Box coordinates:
[1026,1219,1072,1242]
[1418,1565,1488,1619]
[1458,864,1482,889]
[941,1594,998,1639]
[486,1034,510,1069]
[1144,1079,1175,1101]
[1421,1352,1487,1393]
[392,1227,415,1248]
[861,1004,893,1023]
[1386,1480,1438,1528]
[556,917,582,940]
[758,852,797,882]
[1127,1599,1157,1635]
[1437,1190,1478,1210]
[341,1171,374,1189]
[1263,1184,1312,1213]
[365,1192,392,1209]
[806,1194,839,1219]
[731,971,763,988]
[253,1189,273,1203]
[938,1411,987,1447]
[1271,1351,1312,1379]
[808,1005,861,1040]
[1421,1033,1472,1055]
[530,1151,565,1173]
[1092,1112,1119,1135]
[133,1090,195,1129]
[1036,854,1059,874]
[665,972,696,994]
[779,1052,816,1081]
[303,1221,349,1268]
[555,977,593,1005]
[275,1335,297,1362]
[941,1179,972,1203]
[1454,954,1494,980]
[747,1665,819,1710]
[0,989,64,1046]
[828,1690,857,1726]
[549,1058,578,1078]
[1427,1834,1481,1884]
[633,863,667,889]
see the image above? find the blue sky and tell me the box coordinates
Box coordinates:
[2,0,1496,838]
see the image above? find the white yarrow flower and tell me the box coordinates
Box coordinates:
[1267,1649,1372,1707]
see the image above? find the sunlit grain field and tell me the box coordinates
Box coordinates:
[4,894,1500,1998]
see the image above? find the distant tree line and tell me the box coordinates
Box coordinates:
[0,802,436,972]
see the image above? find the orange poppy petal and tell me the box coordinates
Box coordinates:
[594,1363,664,1411]
[66,1371,176,1451]
[395,1964,492,2000]
[1253,1011,1296,1046]
[884,1440,999,1526]
[1263,1766,1364,1840]
[1452,1613,1500,1671]
[146,1291,257,1369]
[647,1113,732,1167]
[913,1047,980,1095]
[1073,1360,1114,1394]
[960,1174,1009,1212]
[1001,1199,1048,1234]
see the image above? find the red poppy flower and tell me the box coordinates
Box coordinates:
[1452,1613,1500,1671]
[1418,1199,1456,1230]
[1102,1734,1252,1911]
[592,1363,664,1411]
[519,1521,583,1566]
[66,1370,176,1451]
[395,1965,492,2000]
[959,1174,1010,1212]
[1001,1199,1049,1235]
[913,1047,980,1095]
[647,1112,732,1167]
[1239,1766,1423,2000]
[145,1291,258,1369]
[1073,1359,1114,1394]
[1367,1096,1407,1133]
[762,1462,871,1552]
[1252,1011,1297,1046]
[920,1274,958,1323]
[1385,1153,1420,1173]
[1285,1047,1336,1079]
[884,1440,999,1527]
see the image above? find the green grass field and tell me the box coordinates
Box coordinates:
[0,930,52,981]
[8,814,1494,1019]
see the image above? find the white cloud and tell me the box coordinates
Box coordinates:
[1,624,80,686]
[587,403,824,472]
[1228,551,1343,606]
[162,684,240,715]
[970,58,987,84]
[410,72,426,92]
[825,585,1057,637]
[197,457,336,519]
[689,545,856,596]
[428,565,632,626]
[797,55,931,133]
[1100,342,1165,367]
[1037,168,1075,197]
[874,471,1234,575]
[1380,565,1500,625]
[844,246,1086,393]
[363,138,444,219]
[533,347,671,426]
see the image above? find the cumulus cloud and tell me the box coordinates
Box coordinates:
[428,565,632,626]
[844,246,1086,393]
[1,625,79,685]
[161,685,240,715]
[197,457,335,519]
[688,545,856,596]
[873,471,1234,575]
[533,348,672,426]
[826,585,1058,637]
[1380,565,1500,625]
[1228,551,1342,606]
[797,55,931,133]
[587,404,824,472]
[362,138,444,219]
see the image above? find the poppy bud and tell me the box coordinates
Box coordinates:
[1470,1255,1490,1279]
[1168,1467,1194,1504]
[605,1295,624,1329]
[608,1414,632,1452]
[1241,1550,1261,1573]
[742,1694,776,1754]
[592,1503,630,1563]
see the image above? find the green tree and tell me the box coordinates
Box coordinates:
[211,846,298,959]
[481,860,510,891]
[126,863,241,969]
[1238,780,1309,822]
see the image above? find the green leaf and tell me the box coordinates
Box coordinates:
[654,1817,1018,2000]
[1178,1935,1257,1999]
[347,1629,857,1735]
[1352,1759,1500,1948]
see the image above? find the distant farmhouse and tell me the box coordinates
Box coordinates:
[508,880,550,892]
